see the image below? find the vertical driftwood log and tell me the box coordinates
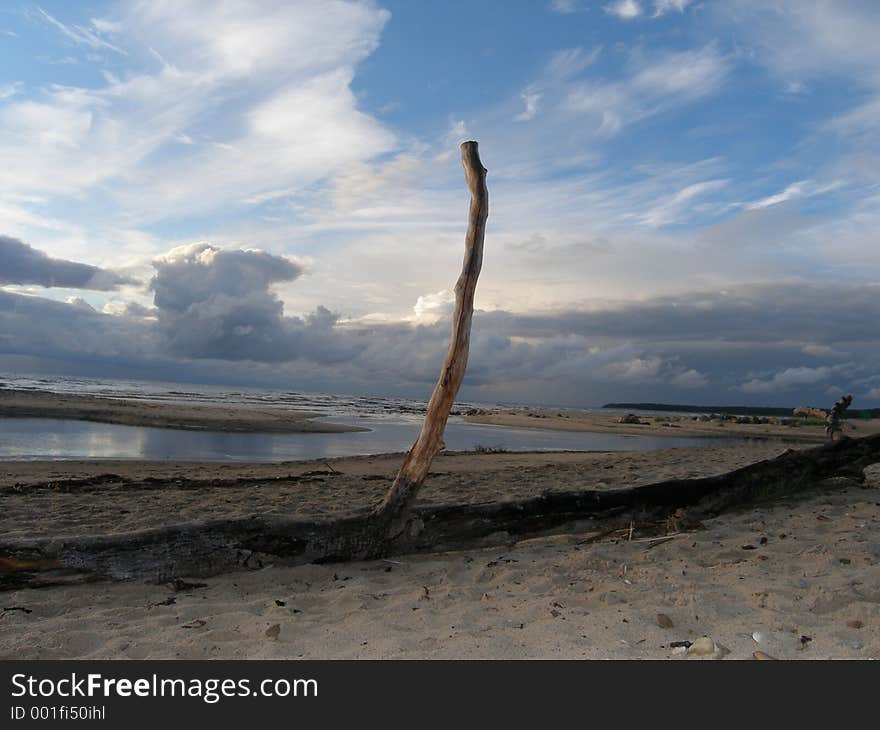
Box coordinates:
[374,141,488,538]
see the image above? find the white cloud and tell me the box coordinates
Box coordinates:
[740,366,834,394]
[514,90,542,122]
[564,45,729,136]
[34,7,126,55]
[639,179,729,227]
[652,0,692,17]
[827,97,880,137]
[547,47,603,79]
[716,1,880,83]
[744,179,842,210]
[2,1,395,226]
[605,1,642,21]
[0,82,22,100]
[745,181,808,210]
[412,290,455,324]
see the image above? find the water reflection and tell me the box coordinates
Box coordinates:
[0,416,725,462]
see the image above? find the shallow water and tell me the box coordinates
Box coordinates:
[0,416,723,462]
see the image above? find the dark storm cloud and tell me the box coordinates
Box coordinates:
[3,240,879,406]
[0,289,158,363]
[0,235,135,290]
[481,282,880,345]
[150,243,304,360]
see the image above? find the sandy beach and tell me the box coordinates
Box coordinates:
[2,443,877,660]
[0,388,365,433]
[463,408,880,443]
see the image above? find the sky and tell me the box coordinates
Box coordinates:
[1,0,879,408]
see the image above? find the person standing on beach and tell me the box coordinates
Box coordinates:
[826,394,853,441]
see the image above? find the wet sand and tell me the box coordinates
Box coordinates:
[0,388,365,433]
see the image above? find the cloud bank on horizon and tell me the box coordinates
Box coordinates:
[1,0,879,407]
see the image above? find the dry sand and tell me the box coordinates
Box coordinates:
[0,388,364,433]
[463,408,880,443]
[1,444,878,659]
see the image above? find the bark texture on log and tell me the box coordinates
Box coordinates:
[3,434,878,591]
[375,141,489,538]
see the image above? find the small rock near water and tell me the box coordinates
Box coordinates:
[265,623,281,640]
[656,613,674,629]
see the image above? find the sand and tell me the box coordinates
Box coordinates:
[1,444,878,659]
[0,388,365,433]
[1,443,800,538]
[463,409,880,443]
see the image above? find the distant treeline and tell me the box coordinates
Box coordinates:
[602,403,880,419]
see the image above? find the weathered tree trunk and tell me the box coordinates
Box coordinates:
[372,141,489,542]
[3,435,878,590]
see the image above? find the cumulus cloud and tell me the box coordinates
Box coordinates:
[0,234,134,290]
[149,243,310,360]
[412,290,455,324]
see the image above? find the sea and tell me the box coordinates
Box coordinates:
[0,373,718,462]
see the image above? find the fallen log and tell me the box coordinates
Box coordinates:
[2,434,878,591]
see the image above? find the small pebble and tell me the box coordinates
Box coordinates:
[752,651,776,660]
[752,631,767,644]
[687,637,716,657]
[265,623,281,640]
[657,613,674,629]
[847,620,863,629]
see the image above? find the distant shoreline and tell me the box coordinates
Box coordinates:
[463,407,880,443]
[602,402,880,419]
[0,387,367,434]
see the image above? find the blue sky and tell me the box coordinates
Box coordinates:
[1,1,880,407]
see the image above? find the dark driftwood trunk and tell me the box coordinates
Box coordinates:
[372,140,488,543]
[2,435,878,590]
